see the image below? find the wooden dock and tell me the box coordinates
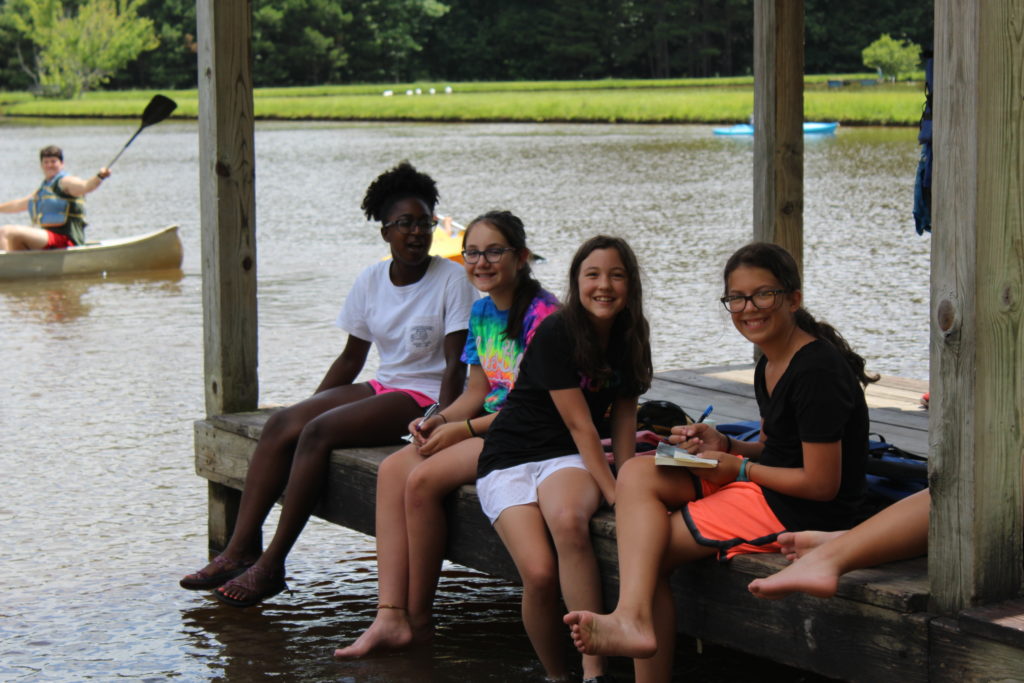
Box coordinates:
[191,366,1024,682]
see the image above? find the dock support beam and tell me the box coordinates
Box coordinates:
[197,0,258,417]
[930,0,1024,612]
[752,0,804,274]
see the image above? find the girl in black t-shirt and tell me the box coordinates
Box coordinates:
[476,235,652,683]
[566,242,876,683]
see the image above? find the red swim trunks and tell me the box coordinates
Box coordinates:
[683,475,786,562]
[45,230,74,250]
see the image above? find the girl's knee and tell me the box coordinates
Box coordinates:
[379,446,419,481]
[405,467,447,508]
[545,508,594,550]
[518,559,559,595]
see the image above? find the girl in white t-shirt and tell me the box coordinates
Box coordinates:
[180,162,477,608]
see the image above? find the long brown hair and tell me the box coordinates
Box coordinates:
[723,242,878,386]
[562,235,652,395]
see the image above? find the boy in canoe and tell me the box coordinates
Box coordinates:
[0,145,111,251]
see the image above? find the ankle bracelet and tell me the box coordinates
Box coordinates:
[377,603,406,610]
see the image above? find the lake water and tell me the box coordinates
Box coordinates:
[0,119,927,681]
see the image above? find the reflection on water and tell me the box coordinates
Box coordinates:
[0,119,921,681]
[0,270,183,324]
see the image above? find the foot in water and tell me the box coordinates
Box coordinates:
[748,548,843,600]
[333,607,432,658]
[563,610,657,658]
[777,529,845,561]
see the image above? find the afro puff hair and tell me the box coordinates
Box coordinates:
[361,161,440,222]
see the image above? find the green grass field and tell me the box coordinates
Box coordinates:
[0,75,926,125]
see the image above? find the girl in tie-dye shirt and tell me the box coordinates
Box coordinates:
[336,210,557,659]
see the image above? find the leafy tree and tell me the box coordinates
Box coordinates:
[3,0,158,97]
[252,0,352,86]
[862,33,921,81]
[343,0,449,82]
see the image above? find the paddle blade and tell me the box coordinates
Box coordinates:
[141,94,177,128]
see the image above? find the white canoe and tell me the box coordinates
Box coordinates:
[0,225,183,281]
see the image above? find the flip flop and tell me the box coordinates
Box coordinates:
[179,555,255,590]
[214,564,288,608]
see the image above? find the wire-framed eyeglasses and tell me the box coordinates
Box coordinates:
[720,289,789,313]
[461,247,516,264]
[383,216,438,235]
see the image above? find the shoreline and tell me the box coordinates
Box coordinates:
[0,77,926,126]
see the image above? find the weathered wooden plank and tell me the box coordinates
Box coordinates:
[958,598,1024,651]
[194,408,943,682]
[197,0,258,416]
[753,0,804,269]
[195,413,930,614]
[207,481,244,555]
[931,0,1024,612]
[930,616,1024,681]
[672,560,931,683]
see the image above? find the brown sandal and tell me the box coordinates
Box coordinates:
[214,564,288,607]
[179,555,254,591]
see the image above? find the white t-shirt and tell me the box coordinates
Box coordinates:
[336,256,477,399]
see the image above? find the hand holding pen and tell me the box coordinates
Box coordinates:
[669,404,715,452]
[402,402,440,443]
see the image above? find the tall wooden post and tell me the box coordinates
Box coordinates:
[196,0,258,417]
[930,0,1024,613]
[752,0,804,273]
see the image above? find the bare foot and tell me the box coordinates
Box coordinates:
[777,530,845,561]
[748,551,842,600]
[333,609,431,659]
[563,610,656,658]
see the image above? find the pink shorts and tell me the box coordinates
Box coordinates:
[45,230,74,249]
[368,379,435,408]
[683,475,786,562]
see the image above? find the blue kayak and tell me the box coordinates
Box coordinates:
[713,121,839,136]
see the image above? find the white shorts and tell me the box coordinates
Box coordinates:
[476,454,588,524]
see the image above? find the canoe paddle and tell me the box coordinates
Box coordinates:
[106,94,178,169]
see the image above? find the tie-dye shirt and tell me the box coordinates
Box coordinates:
[461,288,559,413]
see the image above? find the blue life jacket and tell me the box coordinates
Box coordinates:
[28,171,84,228]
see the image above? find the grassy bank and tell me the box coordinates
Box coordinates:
[0,75,926,125]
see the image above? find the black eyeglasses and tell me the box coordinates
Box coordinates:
[383,216,438,235]
[461,247,515,264]
[720,289,789,313]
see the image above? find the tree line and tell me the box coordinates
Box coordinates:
[0,0,933,94]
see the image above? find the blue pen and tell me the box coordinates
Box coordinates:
[696,405,713,423]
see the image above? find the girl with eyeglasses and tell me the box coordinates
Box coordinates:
[476,235,652,683]
[334,210,558,658]
[179,161,477,607]
[565,242,876,683]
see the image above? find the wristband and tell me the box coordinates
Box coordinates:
[724,433,733,453]
[737,457,751,482]
[438,413,448,424]
[466,419,478,437]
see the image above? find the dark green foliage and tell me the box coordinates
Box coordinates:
[1,0,936,90]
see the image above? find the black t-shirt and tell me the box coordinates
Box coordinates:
[756,339,869,531]
[477,313,628,479]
